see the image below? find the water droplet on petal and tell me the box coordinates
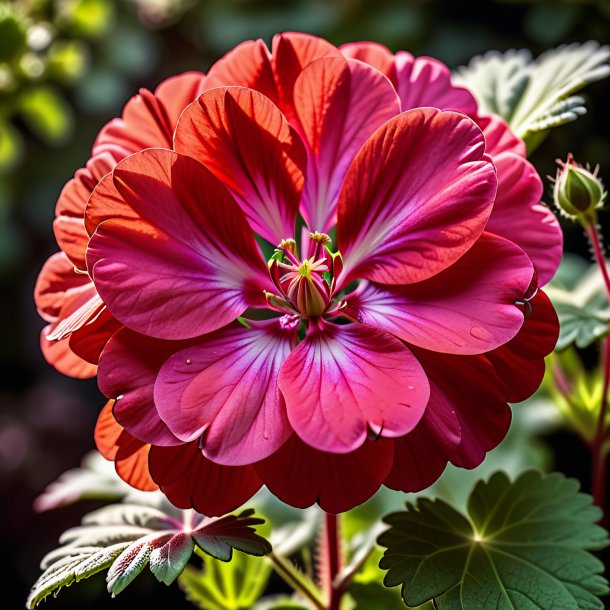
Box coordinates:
[407,385,414,390]
[470,326,492,342]
[185,359,192,365]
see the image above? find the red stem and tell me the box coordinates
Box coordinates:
[324,513,343,610]
[586,223,610,511]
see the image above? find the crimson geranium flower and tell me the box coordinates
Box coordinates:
[35,33,561,515]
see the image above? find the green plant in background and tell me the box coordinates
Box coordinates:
[0,0,115,172]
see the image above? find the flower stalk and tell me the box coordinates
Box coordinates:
[585,221,610,511]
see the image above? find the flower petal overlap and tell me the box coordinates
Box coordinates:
[36,32,562,514]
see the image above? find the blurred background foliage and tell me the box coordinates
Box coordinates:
[1,0,610,608]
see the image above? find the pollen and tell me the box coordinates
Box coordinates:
[299,260,313,278]
[309,231,331,244]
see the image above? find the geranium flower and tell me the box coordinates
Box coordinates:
[36,33,561,515]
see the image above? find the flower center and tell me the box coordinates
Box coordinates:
[265,232,344,320]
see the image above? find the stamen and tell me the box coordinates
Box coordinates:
[308,231,331,245]
[278,238,297,255]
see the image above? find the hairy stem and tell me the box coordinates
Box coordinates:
[268,552,325,610]
[324,513,344,610]
[586,222,610,511]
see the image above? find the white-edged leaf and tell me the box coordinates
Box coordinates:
[27,501,271,607]
[457,42,610,138]
[27,543,129,609]
[149,532,194,585]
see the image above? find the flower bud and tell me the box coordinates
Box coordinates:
[553,154,606,223]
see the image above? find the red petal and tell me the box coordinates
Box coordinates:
[94,401,158,491]
[40,327,97,379]
[68,307,121,365]
[271,32,340,119]
[149,443,262,517]
[415,350,511,469]
[174,87,306,244]
[34,251,91,321]
[487,291,558,402]
[205,39,278,102]
[256,435,394,513]
[340,41,396,79]
[93,72,206,159]
[94,400,123,460]
[54,153,117,270]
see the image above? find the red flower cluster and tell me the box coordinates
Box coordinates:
[35,34,561,515]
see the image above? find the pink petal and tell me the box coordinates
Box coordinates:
[54,153,117,270]
[487,290,558,402]
[149,442,262,517]
[87,149,272,340]
[486,152,562,286]
[93,72,206,159]
[174,87,307,244]
[340,43,477,114]
[154,320,296,465]
[279,322,429,453]
[337,108,496,286]
[393,52,477,114]
[476,112,526,158]
[255,435,394,513]
[344,233,533,355]
[293,56,400,232]
[97,328,185,446]
[416,349,511,469]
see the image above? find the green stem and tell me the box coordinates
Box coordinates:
[586,222,610,511]
[268,552,325,610]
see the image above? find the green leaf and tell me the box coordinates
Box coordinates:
[0,119,24,173]
[179,550,272,610]
[546,256,610,350]
[345,582,408,610]
[379,470,609,609]
[27,503,271,607]
[456,42,610,142]
[546,348,610,449]
[18,86,74,145]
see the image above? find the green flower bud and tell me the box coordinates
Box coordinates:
[553,154,606,223]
